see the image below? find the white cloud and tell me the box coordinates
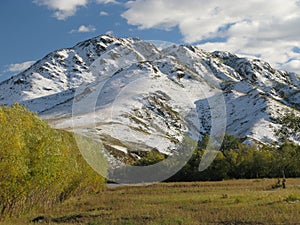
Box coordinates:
[0,61,35,82]
[281,59,300,72]
[33,0,119,19]
[7,61,35,73]
[100,11,109,16]
[96,0,118,4]
[122,0,300,74]
[70,25,96,33]
[105,30,114,35]
[78,25,96,32]
[33,0,88,20]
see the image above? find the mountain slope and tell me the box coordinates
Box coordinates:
[0,35,299,162]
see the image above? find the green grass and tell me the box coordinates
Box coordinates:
[4,179,300,225]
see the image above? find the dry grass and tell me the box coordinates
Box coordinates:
[4,179,300,225]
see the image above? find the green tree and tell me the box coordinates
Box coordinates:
[275,142,300,178]
[133,150,166,166]
[277,108,300,142]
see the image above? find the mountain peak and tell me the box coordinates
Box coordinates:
[0,35,299,157]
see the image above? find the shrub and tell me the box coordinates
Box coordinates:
[0,104,105,220]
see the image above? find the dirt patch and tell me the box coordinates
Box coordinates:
[32,213,101,224]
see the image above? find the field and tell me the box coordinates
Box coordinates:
[4,179,300,225]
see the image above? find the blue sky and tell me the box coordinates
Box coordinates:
[1,0,300,82]
[0,0,182,81]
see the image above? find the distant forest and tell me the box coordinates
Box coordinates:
[135,109,300,181]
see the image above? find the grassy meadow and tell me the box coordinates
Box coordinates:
[4,179,300,225]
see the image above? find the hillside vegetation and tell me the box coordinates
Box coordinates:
[0,104,105,220]
[168,134,300,181]
[0,104,299,223]
[134,109,300,181]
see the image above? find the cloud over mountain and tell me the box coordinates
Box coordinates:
[33,0,117,20]
[33,0,88,20]
[7,61,35,73]
[70,25,96,33]
[122,0,300,74]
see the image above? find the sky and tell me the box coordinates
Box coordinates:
[1,0,300,82]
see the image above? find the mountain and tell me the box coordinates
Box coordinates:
[0,34,299,164]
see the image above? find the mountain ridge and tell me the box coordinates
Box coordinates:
[0,34,299,163]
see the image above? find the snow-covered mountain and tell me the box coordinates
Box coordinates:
[1,34,299,162]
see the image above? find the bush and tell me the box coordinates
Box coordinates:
[0,104,105,220]
[132,150,166,166]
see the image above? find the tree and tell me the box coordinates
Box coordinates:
[277,108,300,143]
[275,142,300,178]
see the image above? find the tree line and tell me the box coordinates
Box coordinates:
[135,134,300,182]
[167,134,300,182]
[135,108,300,182]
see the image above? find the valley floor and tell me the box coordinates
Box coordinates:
[5,179,300,225]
